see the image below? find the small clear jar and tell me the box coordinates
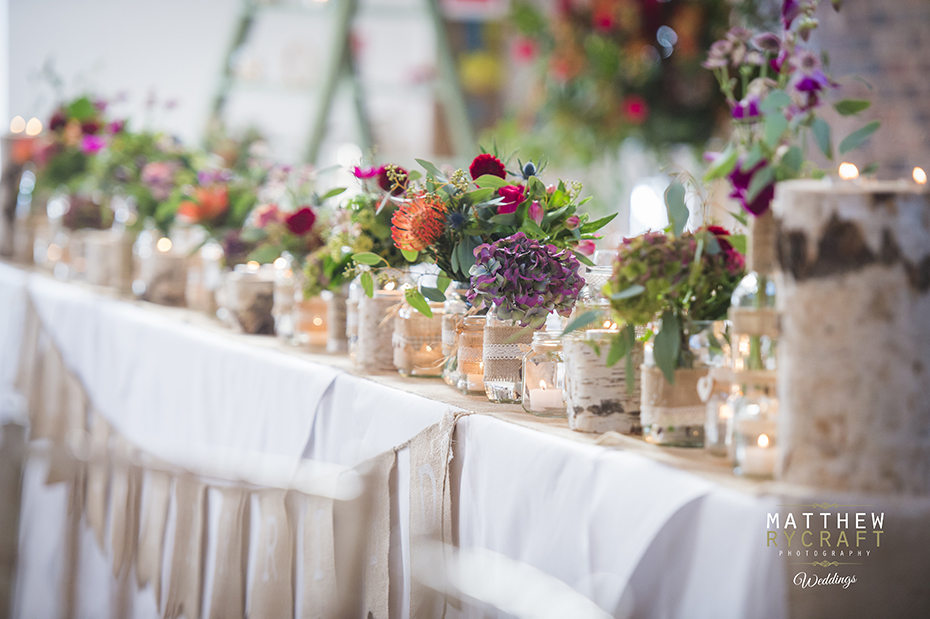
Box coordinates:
[292,295,328,347]
[346,277,361,362]
[441,282,471,386]
[569,265,616,330]
[273,254,296,342]
[733,395,779,478]
[521,332,566,417]
[393,301,444,377]
[456,315,486,394]
[482,309,536,403]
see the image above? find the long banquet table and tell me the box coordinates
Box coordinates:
[2,260,928,619]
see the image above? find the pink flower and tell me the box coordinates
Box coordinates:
[512,37,538,63]
[497,184,526,215]
[565,215,581,230]
[353,165,382,179]
[528,200,544,224]
[80,135,106,154]
[576,240,596,255]
[254,203,282,228]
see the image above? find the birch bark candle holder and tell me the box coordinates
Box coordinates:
[224,268,276,335]
[323,288,348,353]
[564,329,643,434]
[82,229,134,291]
[138,241,187,307]
[356,289,403,372]
[293,296,328,347]
[774,180,930,493]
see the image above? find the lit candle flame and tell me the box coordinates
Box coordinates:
[156,238,172,252]
[838,162,859,180]
[9,116,25,133]
[25,118,42,136]
[757,433,770,448]
[539,380,547,390]
[914,167,927,185]
[312,317,323,326]
[384,281,396,291]
[247,260,260,271]
[273,257,287,269]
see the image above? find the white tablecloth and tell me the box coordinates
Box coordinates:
[0,262,793,618]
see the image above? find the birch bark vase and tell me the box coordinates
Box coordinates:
[774,180,930,493]
[564,330,643,434]
[356,290,403,371]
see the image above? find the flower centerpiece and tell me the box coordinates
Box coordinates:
[354,150,613,316]
[89,127,196,234]
[502,0,731,161]
[467,231,584,403]
[598,198,745,445]
[702,0,878,216]
[163,167,259,247]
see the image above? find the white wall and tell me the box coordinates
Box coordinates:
[8,0,438,165]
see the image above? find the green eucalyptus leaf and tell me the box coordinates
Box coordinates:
[489,213,518,226]
[474,174,507,189]
[561,311,602,337]
[812,117,833,160]
[653,312,681,384]
[834,99,871,116]
[861,162,880,176]
[610,284,645,301]
[764,112,789,148]
[437,275,452,293]
[781,145,803,175]
[746,166,775,203]
[741,144,764,172]
[463,187,495,204]
[703,146,739,182]
[665,183,689,237]
[321,187,347,200]
[760,90,791,113]
[353,252,385,266]
[247,245,281,264]
[624,325,636,394]
[839,121,881,155]
[728,234,747,255]
[405,288,433,317]
[420,286,446,303]
[416,158,446,180]
[606,332,629,367]
[360,270,374,298]
[401,248,419,262]
[407,170,422,182]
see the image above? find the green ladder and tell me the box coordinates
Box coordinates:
[207,0,476,164]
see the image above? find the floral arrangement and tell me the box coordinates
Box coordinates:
[89,127,195,233]
[604,223,745,384]
[353,150,613,316]
[162,167,259,243]
[226,165,346,267]
[703,0,878,217]
[468,232,583,328]
[503,0,731,161]
[34,95,119,194]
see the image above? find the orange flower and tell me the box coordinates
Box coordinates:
[177,187,229,223]
[391,193,447,252]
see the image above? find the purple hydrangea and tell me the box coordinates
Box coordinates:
[467,232,583,327]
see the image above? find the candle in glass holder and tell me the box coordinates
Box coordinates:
[528,380,564,411]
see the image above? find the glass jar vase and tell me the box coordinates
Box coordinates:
[346,277,361,362]
[293,295,328,347]
[393,302,444,377]
[733,396,779,478]
[456,315,486,394]
[482,310,536,403]
[521,332,566,417]
[441,282,471,386]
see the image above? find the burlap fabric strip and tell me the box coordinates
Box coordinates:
[482,321,534,384]
[137,469,172,607]
[165,475,207,619]
[208,487,250,619]
[640,367,707,427]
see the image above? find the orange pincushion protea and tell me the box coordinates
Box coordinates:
[391,192,447,252]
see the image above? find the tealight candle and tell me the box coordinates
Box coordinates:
[740,434,777,477]
[528,380,564,411]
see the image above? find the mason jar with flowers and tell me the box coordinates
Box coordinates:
[468,232,583,403]
[606,220,745,447]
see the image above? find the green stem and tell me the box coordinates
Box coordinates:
[748,273,767,371]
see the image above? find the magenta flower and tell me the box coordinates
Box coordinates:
[732,96,761,120]
[353,165,382,179]
[253,203,282,228]
[728,159,775,216]
[565,215,581,230]
[576,240,596,255]
[528,200,544,224]
[782,0,802,27]
[497,184,526,215]
[80,135,106,154]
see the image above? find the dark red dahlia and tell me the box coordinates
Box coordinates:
[81,120,101,135]
[285,206,316,235]
[469,153,506,180]
[705,225,733,251]
[49,110,67,132]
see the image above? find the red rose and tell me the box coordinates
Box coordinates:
[81,120,101,135]
[497,184,526,215]
[469,153,506,181]
[705,225,733,251]
[622,95,649,125]
[285,206,316,235]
